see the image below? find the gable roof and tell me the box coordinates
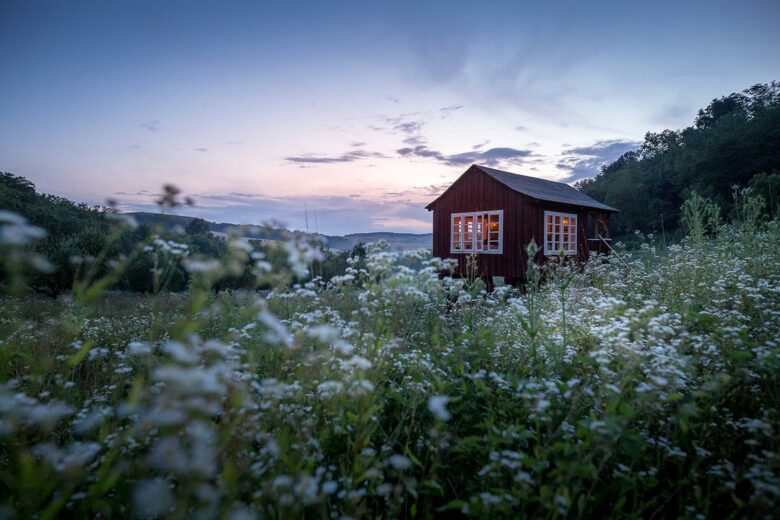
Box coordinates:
[426,164,618,212]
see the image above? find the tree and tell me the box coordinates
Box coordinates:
[185,218,211,236]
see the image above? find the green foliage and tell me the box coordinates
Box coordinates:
[680,191,720,242]
[312,243,367,283]
[748,171,780,216]
[578,81,780,238]
[0,204,779,518]
[0,174,276,295]
[185,217,211,236]
[731,186,766,233]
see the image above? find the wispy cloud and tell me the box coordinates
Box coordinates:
[557,139,640,182]
[397,144,535,168]
[140,120,161,132]
[439,104,464,118]
[195,147,208,152]
[394,120,425,134]
[382,183,450,199]
[367,111,432,136]
[285,149,388,165]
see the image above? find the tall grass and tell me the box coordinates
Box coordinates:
[0,193,778,519]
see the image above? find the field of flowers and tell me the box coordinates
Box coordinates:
[0,194,779,519]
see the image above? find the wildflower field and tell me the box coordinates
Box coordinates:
[0,198,779,519]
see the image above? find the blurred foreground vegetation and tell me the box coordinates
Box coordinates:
[0,188,778,518]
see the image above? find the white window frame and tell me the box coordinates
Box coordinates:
[544,210,578,256]
[450,210,503,254]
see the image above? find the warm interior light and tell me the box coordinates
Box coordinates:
[563,217,569,225]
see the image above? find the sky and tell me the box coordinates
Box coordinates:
[1,0,779,234]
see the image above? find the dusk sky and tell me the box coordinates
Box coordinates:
[2,0,779,234]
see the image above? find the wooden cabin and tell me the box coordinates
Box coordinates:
[426,164,618,285]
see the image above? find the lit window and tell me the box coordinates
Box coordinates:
[544,211,577,255]
[450,210,503,254]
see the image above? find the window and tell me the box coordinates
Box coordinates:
[450,210,503,254]
[544,211,577,255]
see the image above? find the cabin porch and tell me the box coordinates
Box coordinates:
[585,211,614,257]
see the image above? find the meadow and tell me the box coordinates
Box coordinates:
[0,191,778,519]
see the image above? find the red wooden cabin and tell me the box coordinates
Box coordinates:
[426,164,619,285]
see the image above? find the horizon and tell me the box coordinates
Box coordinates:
[126,209,433,237]
[2,0,779,234]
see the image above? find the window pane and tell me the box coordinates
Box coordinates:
[475,215,483,250]
[464,216,473,250]
[452,216,461,250]
[570,216,576,253]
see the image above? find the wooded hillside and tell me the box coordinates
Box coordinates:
[578,82,780,238]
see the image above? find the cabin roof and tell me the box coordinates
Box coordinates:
[426,164,619,212]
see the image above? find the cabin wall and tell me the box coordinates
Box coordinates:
[431,170,547,282]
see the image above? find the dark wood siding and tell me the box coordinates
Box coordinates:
[429,165,609,283]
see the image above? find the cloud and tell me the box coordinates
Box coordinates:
[439,104,464,118]
[557,139,640,182]
[367,111,427,135]
[285,149,388,164]
[114,190,152,196]
[403,135,426,146]
[440,104,463,112]
[397,144,535,168]
[383,183,450,199]
[140,120,161,132]
[395,121,424,134]
[367,105,463,140]
[195,147,208,152]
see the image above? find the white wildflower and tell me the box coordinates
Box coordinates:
[428,395,452,422]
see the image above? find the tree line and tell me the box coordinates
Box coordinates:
[0,173,366,296]
[578,81,780,239]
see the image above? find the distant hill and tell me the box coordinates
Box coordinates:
[126,212,432,251]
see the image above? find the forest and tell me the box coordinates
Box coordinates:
[578,82,780,238]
